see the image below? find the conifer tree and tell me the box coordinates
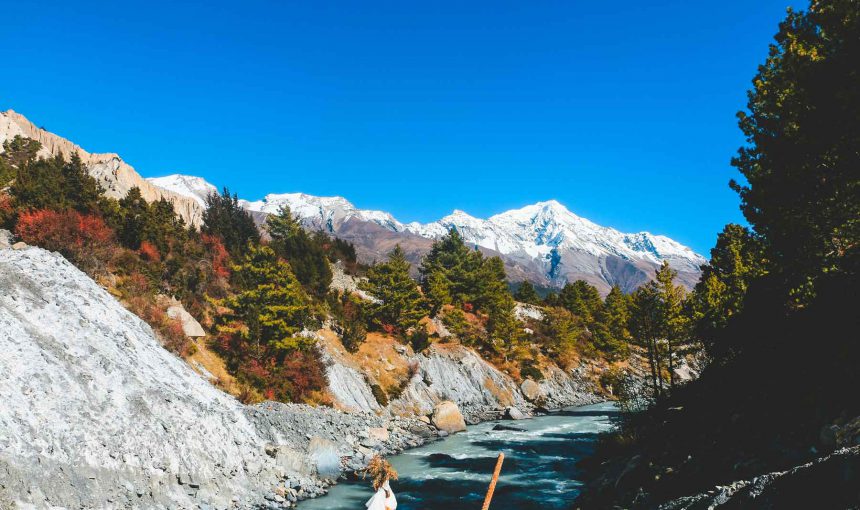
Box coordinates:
[202,187,260,256]
[514,281,540,304]
[593,285,632,358]
[216,244,315,356]
[630,282,663,400]
[691,224,768,351]
[361,245,428,333]
[654,261,687,388]
[558,280,604,324]
[419,228,482,310]
[266,206,332,296]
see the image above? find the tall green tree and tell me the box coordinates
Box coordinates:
[558,281,604,323]
[202,188,260,256]
[654,261,687,388]
[480,257,522,354]
[10,149,103,213]
[215,244,315,357]
[361,245,428,333]
[419,228,483,311]
[630,282,664,400]
[514,281,540,304]
[691,224,768,351]
[266,206,332,296]
[594,285,632,358]
[731,0,860,304]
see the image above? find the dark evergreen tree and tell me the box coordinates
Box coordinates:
[266,206,332,297]
[202,187,259,256]
[361,245,428,333]
[731,0,860,303]
[419,228,482,312]
[630,282,664,399]
[558,280,604,323]
[513,281,540,304]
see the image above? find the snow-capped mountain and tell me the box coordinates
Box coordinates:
[146,174,218,208]
[405,200,704,272]
[241,192,404,232]
[148,174,706,292]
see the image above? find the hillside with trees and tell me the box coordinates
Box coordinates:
[577,1,860,506]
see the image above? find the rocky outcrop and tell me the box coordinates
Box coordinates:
[431,401,467,433]
[321,336,603,423]
[0,244,436,509]
[163,297,207,337]
[0,110,205,227]
[658,446,860,509]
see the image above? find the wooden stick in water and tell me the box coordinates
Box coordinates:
[480,452,505,510]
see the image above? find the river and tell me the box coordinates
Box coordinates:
[299,402,618,510]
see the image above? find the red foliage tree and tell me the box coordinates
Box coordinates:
[202,233,231,278]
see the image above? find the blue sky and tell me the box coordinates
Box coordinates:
[1,1,803,255]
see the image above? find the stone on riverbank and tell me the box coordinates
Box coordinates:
[431,401,467,433]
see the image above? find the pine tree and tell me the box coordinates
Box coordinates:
[594,285,631,358]
[654,261,687,388]
[558,280,604,324]
[202,187,260,256]
[361,245,428,333]
[118,187,149,249]
[481,257,522,354]
[630,282,663,400]
[266,206,332,296]
[215,244,315,357]
[540,306,582,358]
[690,224,768,352]
[730,1,860,303]
[514,281,540,304]
[419,228,482,309]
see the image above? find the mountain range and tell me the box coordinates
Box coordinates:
[147,174,706,293]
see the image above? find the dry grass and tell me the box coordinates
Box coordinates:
[187,338,241,396]
[353,333,412,395]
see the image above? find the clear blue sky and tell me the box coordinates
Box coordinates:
[1,1,803,255]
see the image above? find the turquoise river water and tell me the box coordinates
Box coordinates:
[299,402,618,510]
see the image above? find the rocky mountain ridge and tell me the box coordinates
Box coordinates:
[0,110,205,227]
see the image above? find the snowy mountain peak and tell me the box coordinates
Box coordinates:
[145,174,218,208]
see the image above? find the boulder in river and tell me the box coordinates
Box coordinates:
[431,401,466,433]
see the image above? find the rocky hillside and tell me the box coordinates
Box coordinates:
[153,175,705,293]
[0,110,205,227]
[0,240,439,508]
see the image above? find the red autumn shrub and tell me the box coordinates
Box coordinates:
[138,241,161,262]
[202,233,231,278]
[0,193,14,228]
[15,209,115,273]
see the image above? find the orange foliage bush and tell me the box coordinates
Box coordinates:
[138,241,161,262]
[15,209,115,272]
